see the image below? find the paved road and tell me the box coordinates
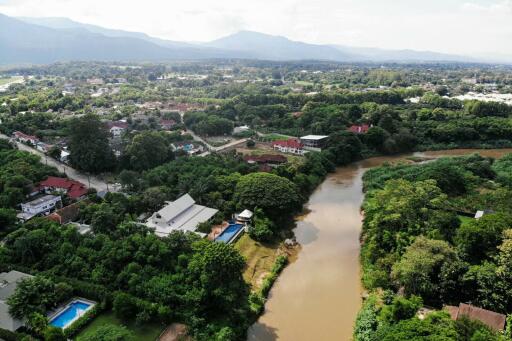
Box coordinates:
[0,133,114,192]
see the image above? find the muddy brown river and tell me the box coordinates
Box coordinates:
[247,149,512,341]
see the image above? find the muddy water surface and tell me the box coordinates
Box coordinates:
[248,149,512,341]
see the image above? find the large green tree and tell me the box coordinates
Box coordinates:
[7,276,72,319]
[124,131,173,171]
[234,172,301,219]
[68,114,115,173]
[391,237,458,302]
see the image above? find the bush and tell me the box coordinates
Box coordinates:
[260,256,288,298]
[76,324,134,341]
[354,296,379,341]
[0,328,18,341]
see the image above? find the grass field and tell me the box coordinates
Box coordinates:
[294,80,314,86]
[458,215,474,227]
[235,234,280,291]
[0,76,23,86]
[260,133,292,141]
[76,311,165,341]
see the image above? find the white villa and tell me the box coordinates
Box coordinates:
[145,194,218,237]
[17,195,62,221]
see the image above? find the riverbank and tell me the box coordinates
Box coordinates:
[247,148,512,341]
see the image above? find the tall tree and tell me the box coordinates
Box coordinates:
[68,114,115,173]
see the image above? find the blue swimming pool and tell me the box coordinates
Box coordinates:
[216,223,244,243]
[49,300,93,329]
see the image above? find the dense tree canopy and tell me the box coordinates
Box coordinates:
[234,172,302,219]
[68,114,115,173]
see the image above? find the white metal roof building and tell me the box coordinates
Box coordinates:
[300,135,329,150]
[146,194,218,237]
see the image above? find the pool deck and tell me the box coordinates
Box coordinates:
[209,221,247,244]
[48,297,97,329]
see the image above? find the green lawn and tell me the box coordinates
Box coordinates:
[75,311,165,341]
[235,234,280,291]
[261,133,292,142]
[294,80,314,86]
[458,215,474,227]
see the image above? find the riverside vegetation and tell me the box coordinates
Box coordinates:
[0,61,512,340]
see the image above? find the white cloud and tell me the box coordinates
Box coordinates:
[0,0,511,56]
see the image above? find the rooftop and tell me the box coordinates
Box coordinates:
[300,135,329,140]
[0,270,32,301]
[39,177,88,199]
[146,194,218,236]
[22,194,60,208]
[445,303,506,331]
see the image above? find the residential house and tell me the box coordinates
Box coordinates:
[87,78,104,85]
[244,154,287,171]
[13,131,39,145]
[38,176,88,200]
[475,209,494,219]
[17,195,62,221]
[300,135,329,151]
[272,139,306,156]
[60,150,70,163]
[172,142,204,155]
[445,303,506,332]
[46,202,81,225]
[35,142,53,153]
[0,271,33,332]
[145,193,218,237]
[348,124,370,134]
[160,119,177,130]
[233,125,250,134]
[236,209,253,224]
[244,154,287,165]
[106,121,128,137]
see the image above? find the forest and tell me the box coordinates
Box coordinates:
[355,154,512,340]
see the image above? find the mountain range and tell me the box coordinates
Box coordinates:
[0,13,491,65]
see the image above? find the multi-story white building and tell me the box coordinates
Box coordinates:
[17,195,62,221]
[300,135,329,151]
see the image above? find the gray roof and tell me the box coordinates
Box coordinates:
[0,271,33,332]
[146,194,218,236]
[158,194,195,222]
[0,270,32,301]
[22,194,60,207]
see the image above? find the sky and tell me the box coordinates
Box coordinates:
[0,0,511,57]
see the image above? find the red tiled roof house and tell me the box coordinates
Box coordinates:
[38,177,88,200]
[13,131,39,145]
[272,139,306,156]
[445,303,506,332]
[348,124,370,134]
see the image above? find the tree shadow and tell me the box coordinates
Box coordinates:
[247,321,279,341]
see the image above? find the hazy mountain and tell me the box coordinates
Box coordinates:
[18,16,197,49]
[206,31,361,61]
[0,14,484,64]
[0,14,237,64]
[332,45,475,63]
